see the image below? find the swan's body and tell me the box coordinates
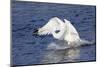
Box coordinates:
[36,17,92,45]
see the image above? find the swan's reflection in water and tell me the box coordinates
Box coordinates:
[41,40,80,64]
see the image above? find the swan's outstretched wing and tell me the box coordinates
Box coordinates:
[64,19,80,43]
[38,17,64,35]
[64,19,79,36]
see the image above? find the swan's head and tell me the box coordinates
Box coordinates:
[33,17,64,35]
[38,27,61,35]
[35,25,61,36]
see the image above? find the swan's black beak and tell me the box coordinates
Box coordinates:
[32,29,38,36]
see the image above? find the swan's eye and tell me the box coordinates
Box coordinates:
[55,30,60,33]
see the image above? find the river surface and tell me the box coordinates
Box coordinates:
[11,1,96,66]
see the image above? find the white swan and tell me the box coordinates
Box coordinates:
[36,17,93,45]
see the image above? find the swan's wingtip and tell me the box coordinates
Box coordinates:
[64,19,70,22]
[51,17,60,20]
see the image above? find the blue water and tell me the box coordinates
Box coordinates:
[12,1,96,66]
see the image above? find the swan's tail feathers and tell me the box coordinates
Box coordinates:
[79,39,95,45]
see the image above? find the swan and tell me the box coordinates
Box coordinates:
[33,17,93,45]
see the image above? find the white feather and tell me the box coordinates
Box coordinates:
[38,17,64,35]
[64,19,80,43]
[37,17,93,45]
